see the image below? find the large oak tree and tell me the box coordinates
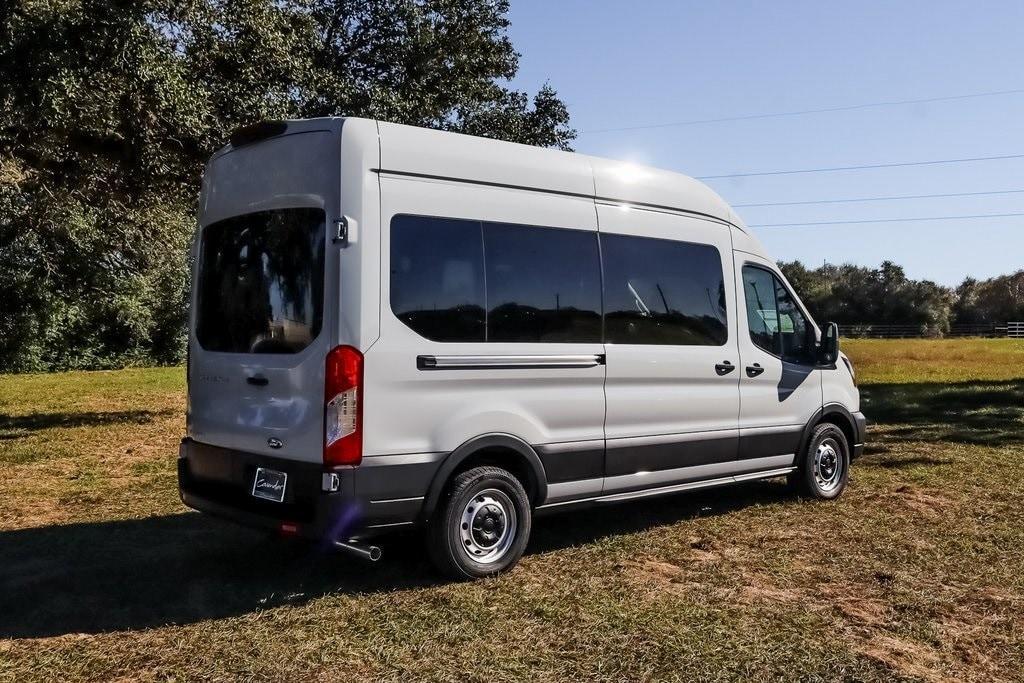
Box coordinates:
[0,0,574,371]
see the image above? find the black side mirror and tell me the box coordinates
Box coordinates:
[818,322,839,366]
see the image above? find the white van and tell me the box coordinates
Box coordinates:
[180,117,865,578]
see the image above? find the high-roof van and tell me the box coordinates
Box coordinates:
[179,118,865,578]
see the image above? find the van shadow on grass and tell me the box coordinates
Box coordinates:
[860,378,1024,447]
[0,481,792,639]
[0,410,173,440]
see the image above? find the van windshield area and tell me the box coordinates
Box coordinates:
[196,208,325,354]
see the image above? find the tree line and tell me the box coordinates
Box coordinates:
[779,260,1024,335]
[1,0,574,373]
[2,3,1019,373]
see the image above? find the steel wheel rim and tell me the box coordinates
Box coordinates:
[459,488,517,564]
[813,438,844,492]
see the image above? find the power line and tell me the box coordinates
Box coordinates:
[580,87,1024,134]
[696,152,1024,180]
[733,188,1024,208]
[749,211,1024,228]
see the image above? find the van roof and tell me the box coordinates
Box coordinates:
[219,116,744,231]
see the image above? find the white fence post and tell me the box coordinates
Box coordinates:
[1009,322,1024,338]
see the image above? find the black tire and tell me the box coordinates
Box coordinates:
[791,423,850,499]
[428,465,532,579]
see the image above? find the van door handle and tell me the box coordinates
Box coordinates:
[745,363,764,378]
[246,375,269,386]
[714,361,735,376]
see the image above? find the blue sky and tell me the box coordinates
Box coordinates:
[507,0,1024,286]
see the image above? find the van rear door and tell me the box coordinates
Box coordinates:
[186,127,340,464]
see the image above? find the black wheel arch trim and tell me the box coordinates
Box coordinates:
[796,404,864,465]
[420,433,548,522]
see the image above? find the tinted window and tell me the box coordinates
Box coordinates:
[196,208,324,354]
[742,265,814,363]
[743,266,777,354]
[602,233,728,345]
[483,223,602,342]
[776,277,812,362]
[390,215,485,342]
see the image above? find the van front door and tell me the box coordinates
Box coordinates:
[734,254,822,466]
[599,206,741,494]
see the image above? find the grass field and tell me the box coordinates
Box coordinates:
[1,339,1023,682]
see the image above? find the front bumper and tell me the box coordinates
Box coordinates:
[178,438,426,540]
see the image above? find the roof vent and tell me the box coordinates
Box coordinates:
[229,120,288,148]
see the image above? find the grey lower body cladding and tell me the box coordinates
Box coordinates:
[179,412,866,541]
[177,439,439,541]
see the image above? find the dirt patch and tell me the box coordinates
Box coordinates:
[821,579,1021,683]
[864,485,956,521]
[619,558,710,599]
[684,535,724,563]
[638,559,684,581]
[856,634,955,683]
[734,574,802,604]
[623,555,805,607]
[708,573,995,682]
[896,486,955,520]
[811,582,892,629]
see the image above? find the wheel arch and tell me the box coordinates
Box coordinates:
[420,433,548,523]
[796,403,858,465]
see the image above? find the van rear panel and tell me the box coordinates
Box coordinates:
[187,125,341,464]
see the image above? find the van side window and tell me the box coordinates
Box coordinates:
[775,277,812,362]
[391,215,486,342]
[483,223,602,342]
[601,233,728,346]
[742,265,813,363]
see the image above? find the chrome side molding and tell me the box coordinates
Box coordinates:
[417,354,606,370]
[538,466,797,509]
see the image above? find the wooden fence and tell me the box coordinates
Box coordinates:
[839,323,1021,339]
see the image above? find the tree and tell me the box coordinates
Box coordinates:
[0,0,575,372]
[779,260,953,335]
[953,271,1024,324]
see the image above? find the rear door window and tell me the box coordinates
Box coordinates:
[196,208,325,354]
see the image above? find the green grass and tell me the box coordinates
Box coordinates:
[843,337,1024,384]
[1,339,1023,682]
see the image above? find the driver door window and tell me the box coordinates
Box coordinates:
[742,266,813,364]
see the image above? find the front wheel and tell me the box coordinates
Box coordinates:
[790,423,850,499]
[428,466,532,579]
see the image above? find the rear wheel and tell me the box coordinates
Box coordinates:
[428,466,532,579]
[791,423,850,499]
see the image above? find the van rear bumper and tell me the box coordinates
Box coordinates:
[178,438,436,540]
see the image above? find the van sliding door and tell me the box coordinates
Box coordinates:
[598,205,741,494]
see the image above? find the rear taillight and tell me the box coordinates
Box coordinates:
[324,345,363,466]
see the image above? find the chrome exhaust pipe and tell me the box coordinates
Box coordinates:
[333,540,381,562]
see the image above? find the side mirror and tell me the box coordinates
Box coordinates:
[818,322,839,366]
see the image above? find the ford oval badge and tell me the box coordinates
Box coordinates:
[267,437,283,449]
